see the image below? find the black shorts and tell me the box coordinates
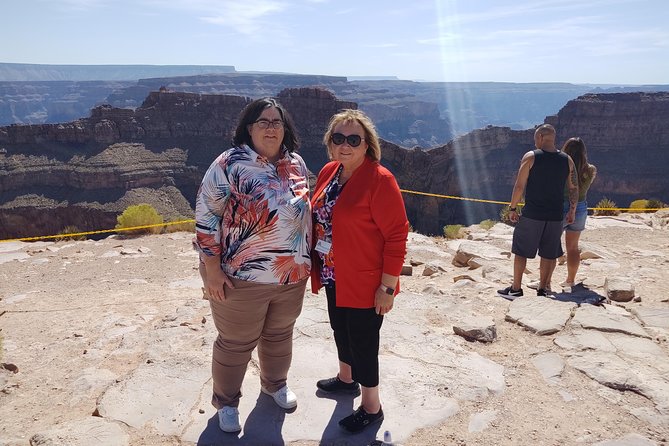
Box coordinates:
[512,216,564,259]
[325,286,384,388]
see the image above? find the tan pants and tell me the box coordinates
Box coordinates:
[209,277,307,408]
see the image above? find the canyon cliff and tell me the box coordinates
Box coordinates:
[386,92,669,233]
[0,88,354,238]
[1,89,667,238]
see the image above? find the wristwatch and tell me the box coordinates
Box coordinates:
[509,207,517,212]
[379,284,395,296]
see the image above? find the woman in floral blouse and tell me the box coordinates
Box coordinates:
[194,98,311,433]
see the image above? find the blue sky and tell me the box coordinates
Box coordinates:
[3,0,668,84]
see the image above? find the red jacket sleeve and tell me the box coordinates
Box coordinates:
[370,168,409,277]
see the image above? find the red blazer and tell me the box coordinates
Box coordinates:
[310,156,409,308]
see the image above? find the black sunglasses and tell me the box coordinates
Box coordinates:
[331,133,364,147]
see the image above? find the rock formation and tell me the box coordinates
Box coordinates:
[1,90,668,239]
[0,88,354,239]
[385,92,669,233]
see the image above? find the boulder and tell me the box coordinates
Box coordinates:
[604,277,635,302]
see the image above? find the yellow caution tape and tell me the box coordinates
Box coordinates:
[0,220,195,243]
[398,189,668,211]
[398,189,510,205]
[1,190,667,244]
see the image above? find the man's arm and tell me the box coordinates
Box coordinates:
[508,151,534,223]
[565,156,579,224]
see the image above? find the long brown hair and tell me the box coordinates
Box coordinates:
[561,137,593,185]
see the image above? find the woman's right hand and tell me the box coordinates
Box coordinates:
[202,256,235,301]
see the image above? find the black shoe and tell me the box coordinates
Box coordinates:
[497,286,523,300]
[339,405,384,433]
[537,288,554,297]
[316,376,361,396]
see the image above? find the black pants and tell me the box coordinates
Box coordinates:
[325,285,384,387]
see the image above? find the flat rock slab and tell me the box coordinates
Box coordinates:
[554,329,617,352]
[632,306,669,329]
[96,360,212,436]
[29,418,129,446]
[92,291,505,445]
[571,305,650,338]
[531,352,564,384]
[569,351,669,415]
[505,297,576,335]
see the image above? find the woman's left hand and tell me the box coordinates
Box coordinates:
[374,288,394,315]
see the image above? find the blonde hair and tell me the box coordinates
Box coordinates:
[323,109,382,161]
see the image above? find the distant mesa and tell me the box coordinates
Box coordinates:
[5,64,668,150]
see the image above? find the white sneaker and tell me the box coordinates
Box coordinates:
[217,406,241,433]
[560,281,576,293]
[528,280,553,292]
[261,385,297,409]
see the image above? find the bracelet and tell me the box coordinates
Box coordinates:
[509,207,517,212]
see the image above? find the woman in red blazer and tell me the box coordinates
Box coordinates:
[311,109,409,434]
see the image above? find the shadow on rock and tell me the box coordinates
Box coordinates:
[316,389,380,446]
[197,394,288,446]
[552,283,607,306]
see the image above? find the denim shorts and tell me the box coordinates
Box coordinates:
[563,201,588,232]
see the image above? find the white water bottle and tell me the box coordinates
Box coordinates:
[381,430,393,445]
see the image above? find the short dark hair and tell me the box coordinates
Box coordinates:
[233,97,299,152]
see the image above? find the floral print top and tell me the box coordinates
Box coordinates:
[312,165,344,287]
[195,145,312,284]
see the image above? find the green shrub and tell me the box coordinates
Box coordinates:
[443,224,464,239]
[594,197,620,216]
[54,225,87,241]
[115,204,164,235]
[646,199,667,212]
[629,199,649,213]
[479,219,496,230]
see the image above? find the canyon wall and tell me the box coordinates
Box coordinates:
[1,90,667,238]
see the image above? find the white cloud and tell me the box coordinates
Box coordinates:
[144,0,287,35]
[200,2,285,34]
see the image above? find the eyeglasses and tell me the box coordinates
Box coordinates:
[255,119,284,129]
[331,133,364,147]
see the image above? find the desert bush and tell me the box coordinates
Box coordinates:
[54,225,87,241]
[443,224,464,239]
[593,197,620,216]
[646,199,668,211]
[164,217,196,233]
[479,219,496,230]
[629,199,650,213]
[115,204,164,235]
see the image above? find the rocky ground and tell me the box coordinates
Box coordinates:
[1,212,668,446]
